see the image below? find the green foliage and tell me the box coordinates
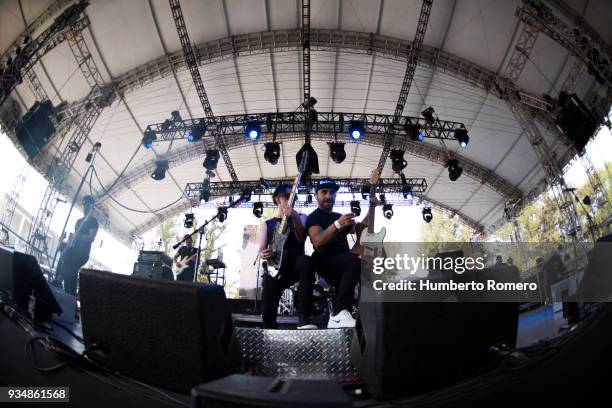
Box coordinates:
[197,219,227,278]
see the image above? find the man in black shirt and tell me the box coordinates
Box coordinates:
[56,195,99,295]
[259,184,316,329]
[301,177,375,328]
[173,234,198,282]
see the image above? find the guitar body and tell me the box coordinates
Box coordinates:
[359,228,387,258]
[266,233,288,278]
[172,253,197,279]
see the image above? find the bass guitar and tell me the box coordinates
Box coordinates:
[351,168,386,258]
[266,151,309,278]
[172,252,198,279]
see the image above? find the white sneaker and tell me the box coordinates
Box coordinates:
[327,309,356,328]
[297,323,317,330]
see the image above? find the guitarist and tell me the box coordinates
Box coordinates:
[173,234,198,282]
[259,184,315,329]
[301,177,377,328]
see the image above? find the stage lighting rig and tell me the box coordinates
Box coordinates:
[245,121,261,141]
[264,142,281,165]
[454,126,469,148]
[184,213,195,229]
[203,149,220,171]
[422,207,433,223]
[400,173,413,200]
[404,120,424,141]
[350,200,361,217]
[349,120,365,140]
[217,207,228,222]
[383,203,394,219]
[188,120,206,142]
[329,142,347,164]
[302,96,317,110]
[421,107,436,125]
[447,158,463,181]
[390,150,407,173]
[151,160,168,181]
[253,202,264,218]
[142,127,157,149]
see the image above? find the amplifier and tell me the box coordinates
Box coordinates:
[137,250,172,267]
[132,262,173,280]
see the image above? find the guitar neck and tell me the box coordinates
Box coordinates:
[277,172,302,233]
[367,183,376,233]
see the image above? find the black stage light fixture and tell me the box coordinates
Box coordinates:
[203,149,220,171]
[390,150,407,173]
[583,195,592,206]
[306,194,313,204]
[422,207,433,223]
[379,193,386,204]
[151,160,168,181]
[142,127,157,149]
[217,207,228,222]
[245,121,261,141]
[404,121,424,141]
[253,202,264,218]
[350,200,361,217]
[199,188,210,203]
[383,203,394,220]
[171,110,182,122]
[400,173,413,199]
[302,96,318,110]
[264,142,281,165]
[361,185,369,200]
[447,158,463,181]
[329,142,347,164]
[454,126,469,148]
[161,119,172,132]
[421,107,435,125]
[188,121,206,142]
[184,213,195,229]
[349,120,365,140]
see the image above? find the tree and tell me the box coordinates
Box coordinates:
[196,219,227,282]
[146,216,183,255]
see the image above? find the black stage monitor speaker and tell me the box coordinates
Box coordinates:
[352,267,519,400]
[79,269,242,393]
[14,100,56,160]
[555,92,599,153]
[192,374,351,408]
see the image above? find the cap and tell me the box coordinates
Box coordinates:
[315,177,339,192]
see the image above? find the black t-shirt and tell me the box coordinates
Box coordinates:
[75,215,99,237]
[176,246,197,281]
[305,208,350,256]
[266,218,305,260]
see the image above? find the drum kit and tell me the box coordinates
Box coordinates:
[277,276,332,317]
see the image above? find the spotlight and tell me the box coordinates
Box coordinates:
[400,173,413,199]
[161,119,172,132]
[447,158,463,181]
[188,121,206,142]
[421,107,435,125]
[302,96,318,110]
[329,142,347,164]
[361,185,369,200]
[454,126,469,148]
[348,120,365,140]
[382,203,394,219]
[171,110,182,122]
[306,194,313,204]
[404,121,424,141]
[142,127,157,149]
[422,207,433,223]
[350,200,361,217]
[199,188,210,203]
[217,207,228,222]
[390,150,407,173]
[583,195,592,206]
[253,202,264,218]
[379,193,386,204]
[184,213,195,229]
[203,149,220,171]
[264,142,281,165]
[151,160,168,181]
[245,121,261,140]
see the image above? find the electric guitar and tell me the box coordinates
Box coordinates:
[266,151,309,278]
[351,169,386,258]
[172,252,198,279]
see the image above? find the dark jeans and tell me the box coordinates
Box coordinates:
[261,254,315,328]
[298,251,361,316]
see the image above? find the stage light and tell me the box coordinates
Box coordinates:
[184,213,195,229]
[400,173,413,199]
[329,142,347,164]
[199,188,210,203]
[404,121,424,141]
[350,200,361,216]
[203,149,220,171]
[306,194,313,204]
[422,207,433,223]
[583,195,592,205]
[188,121,206,142]
[217,207,228,222]
[245,121,261,140]
[302,96,317,110]
[383,203,394,219]
[421,107,435,125]
[390,150,407,173]
[161,119,172,132]
[361,185,369,200]
[264,142,281,165]
[151,160,168,181]
[348,121,365,140]
[447,158,463,181]
[454,126,469,148]
[171,110,182,122]
[379,193,386,204]
[253,202,264,218]
[142,127,157,149]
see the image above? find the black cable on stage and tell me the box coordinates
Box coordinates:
[91,167,184,214]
